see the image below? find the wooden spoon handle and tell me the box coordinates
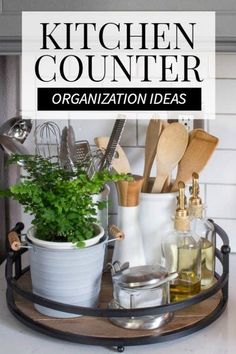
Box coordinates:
[170,178,181,192]
[142,157,155,192]
[151,174,168,193]
[162,175,171,193]
[142,119,162,193]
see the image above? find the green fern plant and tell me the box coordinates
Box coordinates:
[1,154,130,247]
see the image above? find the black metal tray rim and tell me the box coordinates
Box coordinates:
[5,222,230,318]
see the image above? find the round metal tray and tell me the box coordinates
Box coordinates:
[5,222,230,352]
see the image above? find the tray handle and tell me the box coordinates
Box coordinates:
[8,231,21,251]
[108,225,125,241]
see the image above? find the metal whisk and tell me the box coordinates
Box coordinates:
[34,121,61,159]
[85,148,105,178]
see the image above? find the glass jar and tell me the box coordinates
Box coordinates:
[162,181,201,302]
[109,263,177,330]
[189,172,216,288]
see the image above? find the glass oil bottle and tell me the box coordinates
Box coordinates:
[162,181,201,302]
[189,172,215,289]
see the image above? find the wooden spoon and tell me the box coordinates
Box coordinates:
[94,136,131,174]
[142,119,162,192]
[189,128,204,142]
[170,129,219,192]
[162,127,203,192]
[151,123,189,193]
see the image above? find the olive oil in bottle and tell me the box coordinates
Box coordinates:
[162,181,201,302]
[201,238,214,287]
[189,173,215,289]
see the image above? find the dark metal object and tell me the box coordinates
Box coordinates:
[4,221,229,352]
[67,125,76,166]
[0,147,6,264]
[99,117,126,171]
[59,126,77,171]
[0,135,29,156]
[0,117,32,144]
[0,254,6,265]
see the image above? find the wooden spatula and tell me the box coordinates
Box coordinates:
[142,119,162,192]
[151,123,188,193]
[170,130,219,192]
[94,136,131,174]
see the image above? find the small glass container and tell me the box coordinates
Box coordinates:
[109,263,177,330]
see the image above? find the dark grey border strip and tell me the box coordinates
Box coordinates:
[216,37,236,52]
[0,36,236,54]
[0,36,21,54]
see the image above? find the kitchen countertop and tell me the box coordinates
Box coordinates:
[0,255,235,354]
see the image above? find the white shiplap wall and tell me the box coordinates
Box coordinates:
[204,54,236,252]
[22,53,236,252]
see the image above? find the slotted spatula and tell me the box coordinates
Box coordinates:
[151,123,189,193]
[142,119,162,192]
[170,129,219,192]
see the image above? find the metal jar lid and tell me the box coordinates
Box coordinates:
[115,265,168,289]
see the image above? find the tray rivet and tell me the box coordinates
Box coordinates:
[117,346,125,352]
[221,245,231,254]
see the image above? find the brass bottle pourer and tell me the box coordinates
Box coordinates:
[189,172,203,218]
[177,181,187,211]
[174,181,190,232]
[192,172,200,198]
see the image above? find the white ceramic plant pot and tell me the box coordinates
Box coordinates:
[27,224,106,318]
[92,184,110,266]
[139,192,177,266]
[92,184,110,234]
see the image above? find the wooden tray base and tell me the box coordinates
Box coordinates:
[12,271,223,340]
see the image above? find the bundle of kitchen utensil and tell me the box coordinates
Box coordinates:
[34,115,128,177]
[141,119,219,193]
[0,115,129,177]
[0,116,218,190]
